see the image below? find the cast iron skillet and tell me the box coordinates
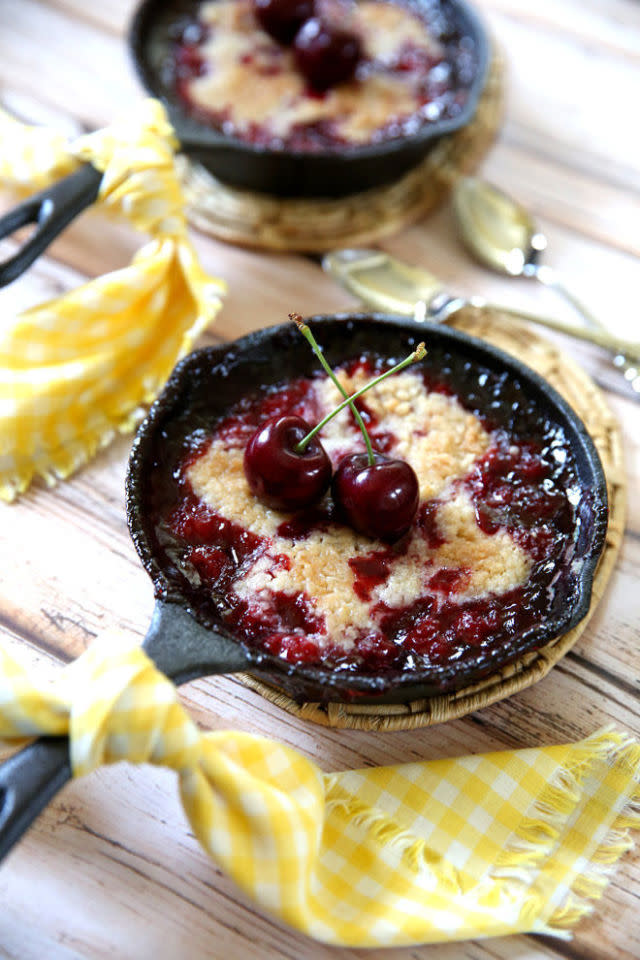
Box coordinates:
[0,0,488,282]
[128,0,490,197]
[128,313,609,705]
[0,314,608,862]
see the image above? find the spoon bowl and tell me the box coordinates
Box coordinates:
[452,176,547,278]
[452,177,640,393]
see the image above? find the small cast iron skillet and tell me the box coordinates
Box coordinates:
[0,0,488,282]
[0,314,608,862]
[128,0,490,197]
[127,314,609,705]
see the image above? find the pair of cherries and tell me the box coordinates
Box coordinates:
[253,0,362,91]
[243,320,425,542]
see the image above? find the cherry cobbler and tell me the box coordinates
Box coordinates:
[169,0,477,151]
[149,353,582,679]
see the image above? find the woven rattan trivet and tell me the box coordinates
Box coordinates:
[239,304,625,729]
[181,54,503,252]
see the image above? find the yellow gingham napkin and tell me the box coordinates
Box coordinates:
[0,101,225,501]
[1,633,638,947]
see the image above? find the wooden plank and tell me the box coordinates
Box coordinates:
[481,138,640,259]
[1,632,638,960]
[474,1,640,192]
[479,0,640,60]
[0,212,637,960]
[1,0,639,957]
[46,0,136,36]
[0,1,139,129]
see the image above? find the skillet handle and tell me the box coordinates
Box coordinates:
[142,600,250,685]
[0,738,71,862]
[0,162,102,288]
[0,601,248,863]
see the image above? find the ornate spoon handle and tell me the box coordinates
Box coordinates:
[528,265,640,392]
[463,296,640,364]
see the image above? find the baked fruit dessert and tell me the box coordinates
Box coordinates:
[133,316,608,701]
[130,0,488,195]
[169,0,479,151]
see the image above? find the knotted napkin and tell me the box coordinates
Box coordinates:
[0,100,225,502]
[1,632,638,947]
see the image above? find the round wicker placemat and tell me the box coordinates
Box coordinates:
[181,53,503,252]
[239,305,625,730]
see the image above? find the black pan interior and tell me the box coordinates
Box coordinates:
[126,315,608,704]
[128,0,490,197]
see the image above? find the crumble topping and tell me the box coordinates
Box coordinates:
[185,0,444,144]
[186,370,531,652]
[315,369,491,499]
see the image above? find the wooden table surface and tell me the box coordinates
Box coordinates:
[0,1,639,958]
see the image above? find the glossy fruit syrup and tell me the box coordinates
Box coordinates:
[148,355,588,681]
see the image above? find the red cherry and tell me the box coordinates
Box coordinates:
[244,415,332,510]
[254,0,315,45]
[332,453,419,541]
[293,17,361,92]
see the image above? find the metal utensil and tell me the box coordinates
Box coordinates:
[323,249,640,391]
[452,176,640,393]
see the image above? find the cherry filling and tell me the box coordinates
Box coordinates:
[416,500,446,549]
[464,430,575,563]
[148,355,586,681]
[168,492,268,588]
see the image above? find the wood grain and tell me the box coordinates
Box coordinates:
[1,0,639,958]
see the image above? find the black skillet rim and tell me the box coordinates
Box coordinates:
[127,0,490,166]
[126,314,609,701]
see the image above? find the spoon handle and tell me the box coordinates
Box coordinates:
[528,266,640,391]
[324,249,640,390]
[476,299,640,365]
[0,739,71,863]
[529,264,604,332]
[0,602,249,864]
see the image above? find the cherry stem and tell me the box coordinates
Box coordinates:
[295,335,427,453]
[291,313,376,464]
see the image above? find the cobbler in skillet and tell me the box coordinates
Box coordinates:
[170,0,478,152]
[148,348,589,684]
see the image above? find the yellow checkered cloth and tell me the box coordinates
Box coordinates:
[0,101,225,501]
[1,633,638,947]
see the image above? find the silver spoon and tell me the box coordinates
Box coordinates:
[452,177,640,393]
[322,249,640,376]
